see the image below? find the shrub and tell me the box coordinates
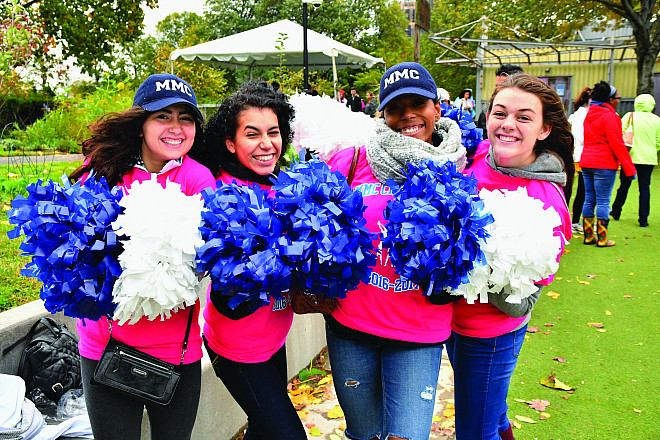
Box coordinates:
[5,78,134,153]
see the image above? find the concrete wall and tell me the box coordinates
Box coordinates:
[0,297,327,440]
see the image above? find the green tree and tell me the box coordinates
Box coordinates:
[18,0,157,79]
[590,0,660,94]
[156,12,210,48]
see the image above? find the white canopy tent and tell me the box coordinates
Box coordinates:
[169,19,385,97]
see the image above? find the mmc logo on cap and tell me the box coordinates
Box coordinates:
[378,62,437,112]
[383,68,422,89]
[154,78,194,97]
[133,73,203,120]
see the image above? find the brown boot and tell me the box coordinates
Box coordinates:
[596,218,615,247]
[583,216,596,245]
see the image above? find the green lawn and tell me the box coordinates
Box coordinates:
[507,167,660,439]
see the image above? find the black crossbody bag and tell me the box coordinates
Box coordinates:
[91,308,195,406]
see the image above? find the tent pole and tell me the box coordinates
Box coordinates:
[303,3,310,91]
[332,49,338,101]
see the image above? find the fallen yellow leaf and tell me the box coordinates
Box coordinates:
[317,376,333,386]
[442,406,456,418]
[432,415,442,422]
[540,374,574,391]
[633,408,642,413]
[546,291,560,299]
[515,415,537,424]
[540,412,551,419]
[330,435,342,440]
[309,426,322,436]
[629,272,634,276]
[0,220,9,226]
[512,420,522,429]
[297,410,309,420]
[327,405,345,419]
[596,329,607,333]
[339,423,347,430]
[576,277,590,285]
[605,310,612,316]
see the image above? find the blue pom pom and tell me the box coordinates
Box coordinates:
[441,104,483,156]
[197,181,291,310]
[272,155,377,299]
[382,160,493,294]
[7,173,123,320]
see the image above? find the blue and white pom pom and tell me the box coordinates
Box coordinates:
[272,154,377,298]
[289,93,376,161]
[383,159,493,295]
[7,173,123,320]
[111,177,204,325]
[441,104,483,156]
[196,181,290,310]
[452,187,563,304]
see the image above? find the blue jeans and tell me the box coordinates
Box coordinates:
[325,324,444,440]
[611,164,654,223]
[446,326,527,440]
[581,168,618,220]
[203,341,306,440]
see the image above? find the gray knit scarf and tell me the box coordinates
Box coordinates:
[486,144,567,186]
[365,118,467,184]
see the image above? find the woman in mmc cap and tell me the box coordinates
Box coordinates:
[68,73,214,440]
[323,62,466,440]
[71,73,209,186]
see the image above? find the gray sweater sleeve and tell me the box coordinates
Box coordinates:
[487,285,544,318]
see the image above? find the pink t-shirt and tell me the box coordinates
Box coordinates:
[77,156,216,364]
[452,141,571,338]
[202,172,295,363]
[327,146,453,343]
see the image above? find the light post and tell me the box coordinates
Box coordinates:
[302,0,322,92]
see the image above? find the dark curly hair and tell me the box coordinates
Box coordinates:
[69,107,205,188]
[202,81,295,177]
[489,73,575,194]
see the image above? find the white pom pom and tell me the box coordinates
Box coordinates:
[289,94,376,161]
[111,177,205,325]
[454,187,562,304]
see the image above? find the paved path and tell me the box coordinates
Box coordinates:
[301,352,456,440]
[0,154,83,166]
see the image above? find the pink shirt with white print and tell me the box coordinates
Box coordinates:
[327,146,453,343]
[202,172,294,363]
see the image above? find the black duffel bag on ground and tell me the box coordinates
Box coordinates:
[18,317,82,402]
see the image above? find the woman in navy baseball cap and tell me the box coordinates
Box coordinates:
[69,73,215,440]
[323,62,467,440]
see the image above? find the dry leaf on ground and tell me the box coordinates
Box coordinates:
[540,373,573,391]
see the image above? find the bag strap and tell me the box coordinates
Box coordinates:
[179,306,195,365]
[107,306,195,366]
[347,146,360,185]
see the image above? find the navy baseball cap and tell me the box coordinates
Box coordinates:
[133,73,204,121]
[378,62,438,112]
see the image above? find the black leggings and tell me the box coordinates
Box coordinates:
[204,341,306,440]
[81,356,201,440]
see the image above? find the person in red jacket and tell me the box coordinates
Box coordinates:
[580,81,636,247]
